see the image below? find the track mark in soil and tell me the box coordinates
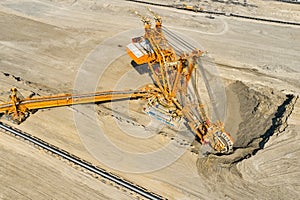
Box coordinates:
[0,71,62,95]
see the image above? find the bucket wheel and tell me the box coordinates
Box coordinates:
[212,131,234,154]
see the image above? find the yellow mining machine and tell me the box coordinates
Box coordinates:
[0,9,233,154]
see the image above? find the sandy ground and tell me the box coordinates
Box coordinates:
[0,0,299,199]
[0,131,133,200]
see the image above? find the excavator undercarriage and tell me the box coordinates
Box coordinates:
[0,9,234,154]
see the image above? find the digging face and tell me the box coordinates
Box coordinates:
[229,81,286,148]
[197,81,296,174]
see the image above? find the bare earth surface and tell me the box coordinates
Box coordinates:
[0,0,299,199]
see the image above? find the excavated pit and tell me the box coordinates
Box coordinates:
[196,81,297,178]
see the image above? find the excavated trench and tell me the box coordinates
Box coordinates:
[196,81,297,177]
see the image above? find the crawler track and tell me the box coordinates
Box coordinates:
[0,122,165,200]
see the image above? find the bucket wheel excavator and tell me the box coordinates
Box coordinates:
[0,9,233,154]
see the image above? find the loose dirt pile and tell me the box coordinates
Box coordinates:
[196,80,297,198]
[199,80,294,163]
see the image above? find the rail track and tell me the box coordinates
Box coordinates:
[126,0,300,26]
[0,122,165,200]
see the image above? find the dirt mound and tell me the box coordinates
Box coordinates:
[197,80,295,169]
[229,81,286,147]
[195,81,297,198]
